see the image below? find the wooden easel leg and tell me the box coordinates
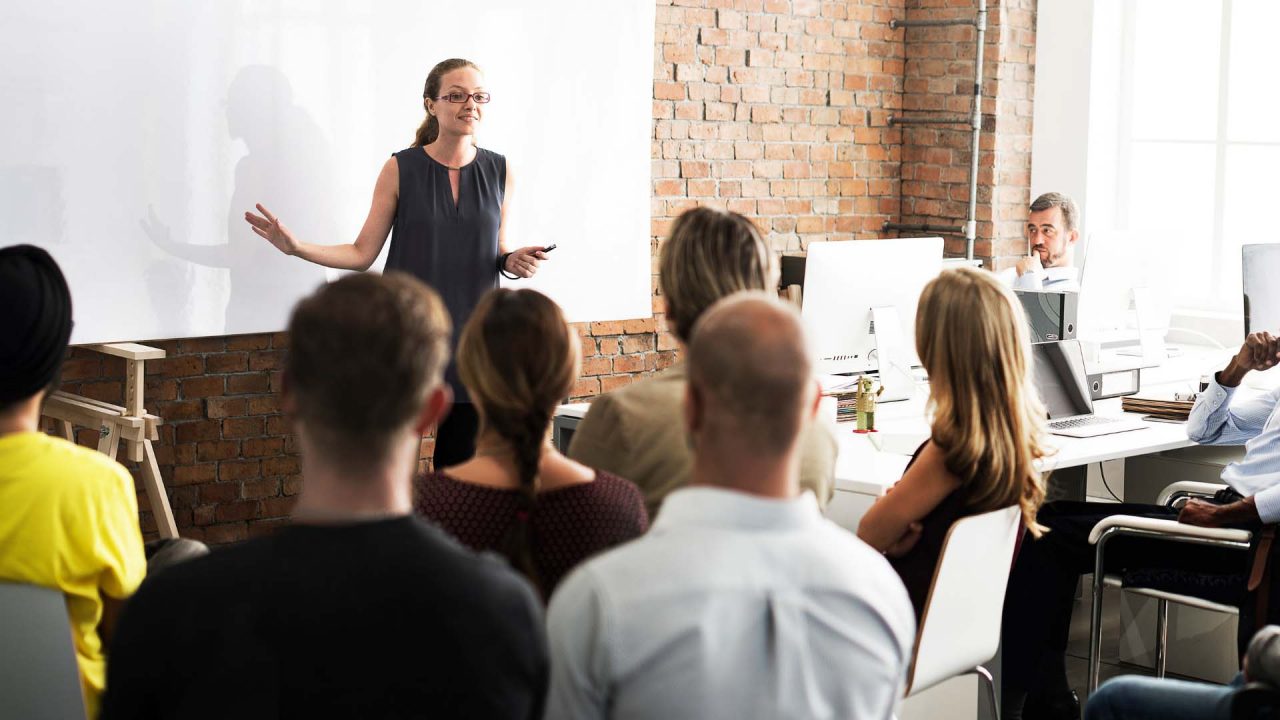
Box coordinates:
[96,424,120,461]
[141,439,178,539]
[56,419,75,443]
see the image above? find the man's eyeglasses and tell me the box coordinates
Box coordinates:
[435,92,491,104]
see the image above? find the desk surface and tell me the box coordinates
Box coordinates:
[554,345,1236,497]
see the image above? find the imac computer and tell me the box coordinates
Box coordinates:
[801,237,944,379]
[1244,244,1280,335]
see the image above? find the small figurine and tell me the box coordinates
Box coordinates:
[854,375,884,434]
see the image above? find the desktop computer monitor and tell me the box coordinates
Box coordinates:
[801,237,944,375]
[1243,244,1280,335]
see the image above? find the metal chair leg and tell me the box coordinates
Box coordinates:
[1155,598,1169,678]
[974,666,1000,720]
[1088,546,1108,693]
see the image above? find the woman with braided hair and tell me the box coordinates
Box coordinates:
[413,288,647,598]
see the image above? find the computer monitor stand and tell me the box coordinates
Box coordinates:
[870,305,916,402]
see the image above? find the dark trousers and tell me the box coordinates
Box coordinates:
[1001,500,1250,709]
[433,402,479,471]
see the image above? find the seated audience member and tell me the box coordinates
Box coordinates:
[414,288,647,599]
[857,267,1048,618]
[102,273,547,719]
[1001,331,1280,720]
[568,206,836,517]
[1084,625,1280,720]
[0,246,148,718]
[1001,192,1083,292]
[545,293,915,720]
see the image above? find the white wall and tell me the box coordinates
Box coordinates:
[0,1,655,344]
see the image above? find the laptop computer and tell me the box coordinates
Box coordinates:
[1032,340,1148,438]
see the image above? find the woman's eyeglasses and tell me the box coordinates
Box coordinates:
[435,92,491,104]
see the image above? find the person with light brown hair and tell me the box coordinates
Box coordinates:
[103,272,548,719]
[857,266,1049,618]
[244,57,550,470]
[414,288,647,599]
[567,206,836,517]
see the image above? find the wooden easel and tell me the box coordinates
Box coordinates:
[41,343,178,538]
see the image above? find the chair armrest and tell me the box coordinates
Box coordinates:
[1087,515,1252,545]
[1156,481,1229,507]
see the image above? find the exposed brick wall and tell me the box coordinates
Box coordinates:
[52,0,1036,545]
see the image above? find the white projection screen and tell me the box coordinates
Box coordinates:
[1,1,655,344]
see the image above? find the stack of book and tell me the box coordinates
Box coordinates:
[819,375,862,424]
[1121,393,1196,421]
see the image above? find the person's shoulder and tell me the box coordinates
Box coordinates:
[31,433,135,496]
[403,516,534,594]
[476,147,505,164]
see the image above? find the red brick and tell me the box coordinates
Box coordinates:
[226,374,270,395]
[226,335,272,351]
[263,456,300,477]
[202,523,248,545]
[174,420,221,444]
[206,397,247,419]
[249,351,286,372]
[247,395,281,415]
[200,482,240,504]
[219,460,261,481]
[242,437,284,458]
[154,355,204,378]
[215,500,261,523]
[222,417,264,438]
[242,478,281,500]
[180,376,224,398]
[197,440,241,462]
[205,353,249,373]
[172,463,217,486]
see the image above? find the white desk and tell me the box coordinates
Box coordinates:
[826,345,1230,531]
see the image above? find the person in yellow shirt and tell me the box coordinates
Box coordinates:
[0,245,148,718]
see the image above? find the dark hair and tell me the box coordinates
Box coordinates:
[1029,191,1080,233]
[413,58,480,147]
[659,206,774,343]
[456,289,579,595]
[286,272,451,469]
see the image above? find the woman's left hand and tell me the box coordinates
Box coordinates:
[504,246,550,278]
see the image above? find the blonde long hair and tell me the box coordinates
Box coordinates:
[915,267,1048,535]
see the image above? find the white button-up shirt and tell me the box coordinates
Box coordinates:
[999,265,1081,292]
[544,486,915,720]
[1187,377,1280,522]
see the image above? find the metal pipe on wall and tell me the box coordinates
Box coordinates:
[965,0,988,261]
[885,0,988,261]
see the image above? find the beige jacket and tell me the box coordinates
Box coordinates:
[567,365,837,518]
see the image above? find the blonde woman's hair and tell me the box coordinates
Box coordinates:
[659,206,777,343]
[915,267,1049,536]
[456,288,580,597]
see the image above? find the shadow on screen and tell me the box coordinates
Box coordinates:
[143,64,332,335]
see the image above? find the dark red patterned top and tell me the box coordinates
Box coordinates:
[413,470,649,598]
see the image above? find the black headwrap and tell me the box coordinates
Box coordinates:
[0,245,73,405]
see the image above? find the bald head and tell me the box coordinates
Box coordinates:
[686,292,815,457]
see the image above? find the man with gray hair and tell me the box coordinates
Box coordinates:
[1004,191,1082,292]
[544,292,915,720]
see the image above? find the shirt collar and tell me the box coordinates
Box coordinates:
[651,486,822,533]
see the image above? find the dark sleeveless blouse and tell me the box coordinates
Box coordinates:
[888,441,1024,620]
[386,146,505,403]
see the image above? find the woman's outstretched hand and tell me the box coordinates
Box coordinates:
[244,203,300,256]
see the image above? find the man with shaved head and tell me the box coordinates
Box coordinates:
[544,292,915,720]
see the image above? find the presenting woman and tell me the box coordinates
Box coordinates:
[245,58,547,467]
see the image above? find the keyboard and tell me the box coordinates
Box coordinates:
[1049,416,1117,430]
